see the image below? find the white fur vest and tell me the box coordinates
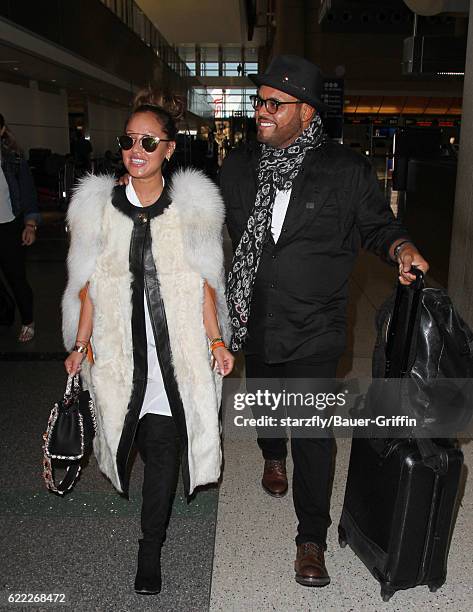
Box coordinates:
[62,169,230,495]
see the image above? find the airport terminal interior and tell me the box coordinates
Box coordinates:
[1,1,473,610]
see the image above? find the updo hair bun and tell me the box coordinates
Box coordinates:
[161,94,187,123]
[132,87,164,109]
[132,88,186,122]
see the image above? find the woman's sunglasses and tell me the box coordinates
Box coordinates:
[117,133,171,153]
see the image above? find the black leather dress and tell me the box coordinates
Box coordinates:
[111,185,189,497]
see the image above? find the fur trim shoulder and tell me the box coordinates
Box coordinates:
[169,168,224,230]
[67,173,116,235]
[168,167,230,344]
[62,174,115,350]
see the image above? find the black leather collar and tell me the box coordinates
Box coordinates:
[111,184,171,221]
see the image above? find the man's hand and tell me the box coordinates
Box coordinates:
[396,243,429,285]
[117,173,130,186]
[22,225,36,246]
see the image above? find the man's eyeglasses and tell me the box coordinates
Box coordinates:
[117,133,171,153]
[249,94,302,115]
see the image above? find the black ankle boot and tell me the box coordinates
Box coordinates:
[134,539,162,595]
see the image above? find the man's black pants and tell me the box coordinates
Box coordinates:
[245,354,339,549]
[0,216,34,325]
[135,414,182,544]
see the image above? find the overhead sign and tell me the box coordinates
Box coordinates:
[321,78,344,140]
[321,78,344,117]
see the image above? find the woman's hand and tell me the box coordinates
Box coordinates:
[22,225,36,246]
[64,350,85,376]
[212,346,235,376]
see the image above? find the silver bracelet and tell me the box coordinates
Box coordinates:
[393,240,412,261]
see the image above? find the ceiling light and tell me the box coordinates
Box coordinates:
[437,72,464,76]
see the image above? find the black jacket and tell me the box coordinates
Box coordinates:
[220,140,411,363]
[364,276,473,438]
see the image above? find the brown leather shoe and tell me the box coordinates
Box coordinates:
[294,542,330,587]
[261,459,288,497]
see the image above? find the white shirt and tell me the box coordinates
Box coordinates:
[271,189,292,242]
[0,153,15,224]
[126,178,173,419]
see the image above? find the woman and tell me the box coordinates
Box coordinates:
[62,93,234,595]
[0,113,40,341]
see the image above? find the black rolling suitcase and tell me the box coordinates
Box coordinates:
[339,437,463,601]
[338,270,469,601]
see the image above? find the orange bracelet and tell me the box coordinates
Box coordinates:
[211,341,225,351]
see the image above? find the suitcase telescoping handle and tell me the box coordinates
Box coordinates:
[384,268,449,474]
[385,266,424,377]
[379,437,449,475]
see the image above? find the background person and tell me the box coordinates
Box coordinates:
[0,113,41,342]
[71,129,93,175]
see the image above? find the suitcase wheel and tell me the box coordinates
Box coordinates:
[428,578,445,593]
[338,526,347,548]
[380,587,395,602]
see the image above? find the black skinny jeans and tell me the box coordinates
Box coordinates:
[0,216,34,325]
[245,353,339,549]
[135,414,182,544]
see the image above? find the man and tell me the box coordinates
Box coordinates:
[220,55,428,587]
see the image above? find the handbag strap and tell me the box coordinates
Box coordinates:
[64,373,81,399]
[42,453,82,495]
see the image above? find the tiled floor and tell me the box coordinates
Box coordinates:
[210,252,473,612]
[0,231,218,611]
[0,360,219,612]
[1,228,472,611]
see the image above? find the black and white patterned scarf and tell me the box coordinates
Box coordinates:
[226,115,326,351]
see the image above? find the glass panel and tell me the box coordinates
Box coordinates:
[209,88,253,117]
[202,62,219,76]
[223,62,240,76]
[244,62,258,74]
